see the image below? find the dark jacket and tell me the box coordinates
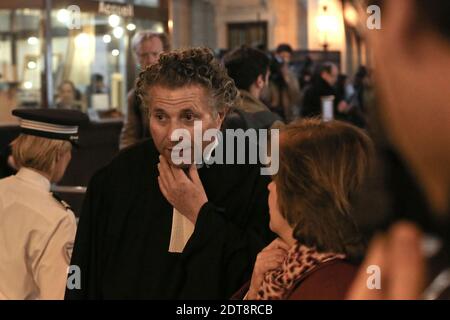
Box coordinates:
[287,259,358,299]
[224,107,283,131]
[0,145,15,179]
[301,77,336,118]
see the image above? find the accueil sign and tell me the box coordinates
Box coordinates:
[98,1,134,17]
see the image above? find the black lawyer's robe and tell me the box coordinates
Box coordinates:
[65,138,274,299]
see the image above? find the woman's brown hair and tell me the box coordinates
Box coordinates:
[274,118,374,260]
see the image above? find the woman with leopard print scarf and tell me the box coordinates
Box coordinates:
[234,119,374,300]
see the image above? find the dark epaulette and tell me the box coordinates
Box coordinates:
[52,192,72,211]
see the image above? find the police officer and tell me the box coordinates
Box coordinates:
[0,108,87,299]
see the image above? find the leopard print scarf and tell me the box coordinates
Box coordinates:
[256,242,345,300]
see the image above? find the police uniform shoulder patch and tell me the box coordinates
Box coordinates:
[52,192,72,211]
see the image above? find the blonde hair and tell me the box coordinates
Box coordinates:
[11,134,72,175]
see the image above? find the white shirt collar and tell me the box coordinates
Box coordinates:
[15,167,51,192]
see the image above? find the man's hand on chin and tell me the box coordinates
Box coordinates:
[157,155,208,224]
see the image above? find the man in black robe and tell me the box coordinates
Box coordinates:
[65,48,275,299]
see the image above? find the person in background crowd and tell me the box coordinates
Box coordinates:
[335,74,350,107]
[348,0,450,300]
[299,55,313,89]
[335,74,366,128]
[233,119,373,300]
[85,73,108,109]
[0,109,87,299]
[55,80,82,111]
[264,44,301,123]
[301,62,345,119]
[352,66,370,113]
[223,46,283,129]
[119,31,170,149]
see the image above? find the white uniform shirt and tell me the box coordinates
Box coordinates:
[0,168,76,300]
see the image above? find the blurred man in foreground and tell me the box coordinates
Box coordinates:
[348,0,450,299]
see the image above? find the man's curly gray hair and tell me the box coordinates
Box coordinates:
[136,47,240,116]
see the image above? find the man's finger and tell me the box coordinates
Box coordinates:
[158,173,169,193]
[188,165,202,186]
[157,163,172,189]
[158,156,175,186]
[159,155,175,180]
[170,164,189,183]
[158,176,169,200]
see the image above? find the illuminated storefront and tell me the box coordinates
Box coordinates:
[0,0,168,120]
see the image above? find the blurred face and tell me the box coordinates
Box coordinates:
[51,147,72,183]
[148,85,225,167]
[366,0,450,212]
[94,80,104,91]
[277,51,292,64]
[59,83,75,104]
[322,65,339,86]
[135,37,164,69]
